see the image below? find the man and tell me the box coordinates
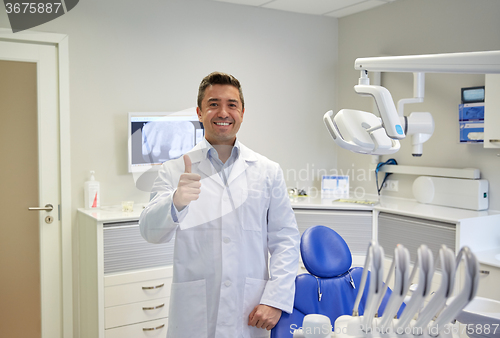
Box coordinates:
[139,72,300,338]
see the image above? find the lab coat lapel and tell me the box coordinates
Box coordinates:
[227,156,248,186]
[227,143,258,186]
[186,141,225,188]
[197,157,225,187]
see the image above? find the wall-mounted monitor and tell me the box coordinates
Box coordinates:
[461,86,485,104]
[128,112,204,173]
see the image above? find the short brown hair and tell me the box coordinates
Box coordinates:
[197,72,244,109]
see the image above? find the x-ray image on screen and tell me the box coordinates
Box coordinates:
[128,113,204,172]
[142,120,194,163]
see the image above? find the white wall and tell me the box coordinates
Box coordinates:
[1,0,339,205]
[337,0,500,210]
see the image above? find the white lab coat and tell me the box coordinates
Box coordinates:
[139,140,300,338]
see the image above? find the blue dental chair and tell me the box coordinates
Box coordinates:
[271,225,405,338]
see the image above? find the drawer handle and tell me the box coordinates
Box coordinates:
[143,323,165,331]
[143,303,165,311]
[480,270,490,275]
[489,139,500,143]
[142,283,165,290]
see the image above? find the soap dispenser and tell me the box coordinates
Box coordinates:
[84,170,100,209]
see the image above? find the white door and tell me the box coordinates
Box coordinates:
[0,40,63,338]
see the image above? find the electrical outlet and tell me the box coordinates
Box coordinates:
[384,179,399,192]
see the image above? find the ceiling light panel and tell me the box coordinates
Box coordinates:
[212,0,272,6]
[325,0,386,17]
[263,0,367,15]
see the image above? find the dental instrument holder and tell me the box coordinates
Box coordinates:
[333,243,479,338]
[412,246,456,332]
[394,245,434,331]
[377,245,411,332]
[351,241,385,331]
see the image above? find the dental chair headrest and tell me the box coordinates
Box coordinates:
[301,225,352,278]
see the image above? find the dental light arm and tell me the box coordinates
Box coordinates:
[325,50,500,156]
[354,81,404,140]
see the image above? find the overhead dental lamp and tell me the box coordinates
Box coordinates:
[324,50,500,156]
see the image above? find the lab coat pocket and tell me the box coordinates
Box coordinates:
[167,279,207,338]
[243,277,269,338]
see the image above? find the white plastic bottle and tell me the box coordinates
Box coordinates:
[84,170,100,209]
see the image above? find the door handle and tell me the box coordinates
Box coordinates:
[28,204,53,212]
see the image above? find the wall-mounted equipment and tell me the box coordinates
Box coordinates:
[324,50,500,156]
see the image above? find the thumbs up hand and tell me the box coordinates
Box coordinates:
[173,154,202,211]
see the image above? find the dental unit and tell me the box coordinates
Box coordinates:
[324,50,500,156]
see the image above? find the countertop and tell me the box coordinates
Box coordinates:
[290,195,376,211]
[79,195,500,224]
[374,196,500,223]
[475,247,500,268]
[292,195,500,223]
[78,204,148,223]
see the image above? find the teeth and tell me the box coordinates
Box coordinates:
[215,122,230,126]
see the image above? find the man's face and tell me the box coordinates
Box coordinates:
[197,84,244,145]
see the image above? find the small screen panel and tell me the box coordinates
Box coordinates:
[461,86,485,104]
[128,112,204,172]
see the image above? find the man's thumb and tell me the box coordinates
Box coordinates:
[183,154,192,173]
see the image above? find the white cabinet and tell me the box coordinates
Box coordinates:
[373,199,500,300]
[78,207,174,338]
[484,74,500,149]
[292,197,500,300]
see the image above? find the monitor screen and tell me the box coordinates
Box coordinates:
[128,112,204,173]
[461,86,485,104]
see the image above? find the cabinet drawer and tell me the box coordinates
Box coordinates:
[105,277,171,307]
[105,318,168,338]
[105,297,170,329]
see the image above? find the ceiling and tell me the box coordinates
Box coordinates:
[211,0,399,18]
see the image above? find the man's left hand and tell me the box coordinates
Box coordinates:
[248,304,282,330]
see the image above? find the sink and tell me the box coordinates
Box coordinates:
[454,297,500,338]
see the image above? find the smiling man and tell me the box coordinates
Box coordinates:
[140,72,300,338]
